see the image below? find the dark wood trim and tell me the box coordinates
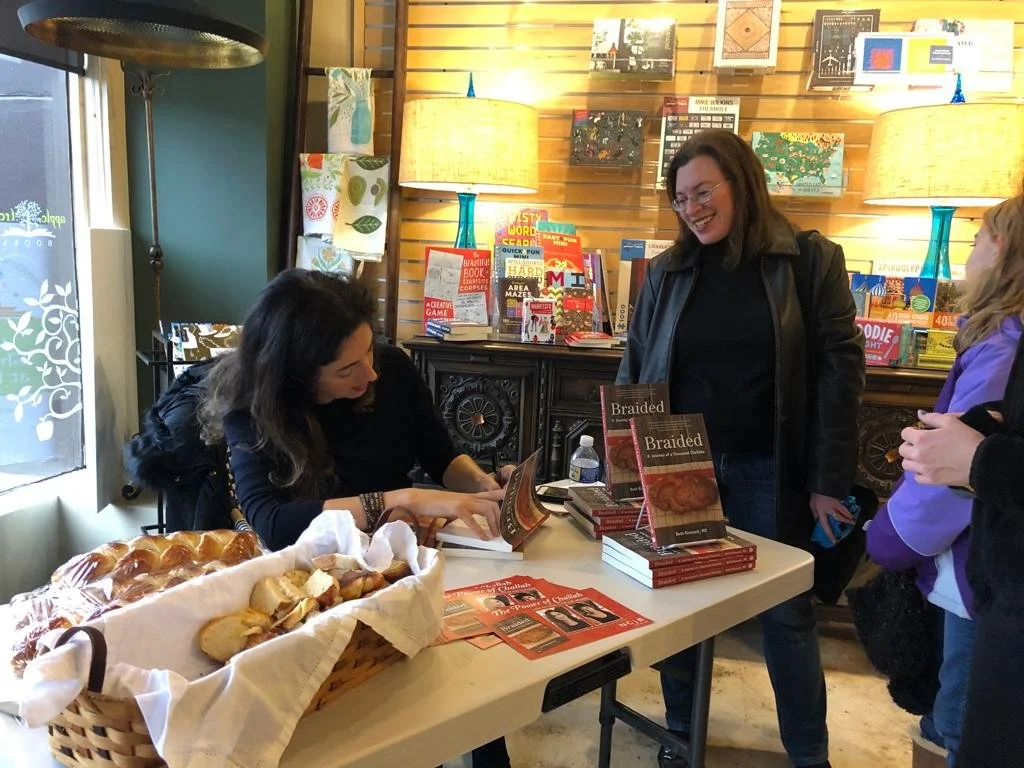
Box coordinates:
[383,0,410,342]
[304,66,395,78]
[281,0,314,272]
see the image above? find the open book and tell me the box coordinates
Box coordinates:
[435,449,548,554]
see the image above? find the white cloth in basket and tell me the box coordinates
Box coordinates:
[15,511,443,768]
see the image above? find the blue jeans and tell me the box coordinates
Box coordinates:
[921,609,976,766]
[658,453,828,767]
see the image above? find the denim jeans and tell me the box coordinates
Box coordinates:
[921,610,976,766]
[658,453,828,767]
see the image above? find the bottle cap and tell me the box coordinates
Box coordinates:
[580,435,594,448]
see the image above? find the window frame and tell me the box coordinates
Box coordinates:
[0,54,137,518]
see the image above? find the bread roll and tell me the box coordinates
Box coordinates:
[281,570,312,589]
[272,597,319,631]
[303,569,340,609]
[310,553,361,572]
[250,576,307,617]
[380,559,413,584]
[199,609,273,663]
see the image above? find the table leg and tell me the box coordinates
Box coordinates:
[689,636,716,768]
[597,679,616,768]
[597,636,717,768]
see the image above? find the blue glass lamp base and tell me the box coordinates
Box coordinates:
[454,192,477,249]
[920,206,954,280]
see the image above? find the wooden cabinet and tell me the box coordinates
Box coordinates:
[403,338,947,497]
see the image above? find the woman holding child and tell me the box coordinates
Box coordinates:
[618,129,865,768]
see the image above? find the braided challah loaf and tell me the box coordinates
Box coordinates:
[8,529,262,675]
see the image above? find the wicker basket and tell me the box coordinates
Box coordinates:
[48,621,405,767]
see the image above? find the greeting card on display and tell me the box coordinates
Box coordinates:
[422,247,492,329]
[658,97,740,188]
[807,9,880,91]
[589,18,677,79]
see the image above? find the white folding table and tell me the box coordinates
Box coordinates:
[1,516,813,768]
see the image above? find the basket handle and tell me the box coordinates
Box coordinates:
[54,626,107,693]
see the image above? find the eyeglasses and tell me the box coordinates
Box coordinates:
[671,180,728,213]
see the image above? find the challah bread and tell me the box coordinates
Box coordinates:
[9,530,263,676]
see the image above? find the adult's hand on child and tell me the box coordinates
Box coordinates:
[809,492,853,544]
[405,488,504,539]
[899,411,984,486]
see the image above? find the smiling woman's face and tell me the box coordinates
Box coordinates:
[674,155,734,246]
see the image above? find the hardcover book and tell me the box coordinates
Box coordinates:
[658,97,740,188]
[570,110,645,167]
[629,414,728,547]
[752,132,845,198]
[613,239,674,336]
[602,528,756,570]
[494,244,543,280]
[422,247,492,330]
[807,9,881,91]
[601,548,756,588]
[435,450,548,554]
[589,18,676,79]
[599,383,670,500]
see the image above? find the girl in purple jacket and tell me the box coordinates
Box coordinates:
[866,195,1024,765]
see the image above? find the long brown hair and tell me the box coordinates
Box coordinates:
[956,195,1024,351]
[200,270,379,496]
[664,129,791,269]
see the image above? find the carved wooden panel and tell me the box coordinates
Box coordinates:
[856,404,919,499]
[423,357,537,466]
[549,362,614,412]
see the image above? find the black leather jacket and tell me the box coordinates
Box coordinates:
[616,223,865,548]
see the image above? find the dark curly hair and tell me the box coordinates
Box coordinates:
[200,269,378,495]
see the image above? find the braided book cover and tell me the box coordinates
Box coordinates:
[599,383,670,500]
[630,413,727,547]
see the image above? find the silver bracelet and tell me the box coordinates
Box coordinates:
[359,491,386,531]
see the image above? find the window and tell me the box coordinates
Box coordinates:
[0,55,83,493]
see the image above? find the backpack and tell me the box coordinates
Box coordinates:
[123,360,234,532]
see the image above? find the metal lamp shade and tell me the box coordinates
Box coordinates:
[18,0,267,69]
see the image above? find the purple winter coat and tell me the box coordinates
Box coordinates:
[866,317,1023,619]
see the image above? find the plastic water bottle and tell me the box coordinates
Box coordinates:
[569,435,601,483]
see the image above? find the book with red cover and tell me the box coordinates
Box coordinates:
[422,247,492,330]
[599,383,670,501]
[602,528,756,570]
[602,548,756,588]
[568,485,644,516]
[629,414,728,547]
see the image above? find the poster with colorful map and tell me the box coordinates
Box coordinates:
[752,132,845,198]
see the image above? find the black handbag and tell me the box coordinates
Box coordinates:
[811,484,878,605]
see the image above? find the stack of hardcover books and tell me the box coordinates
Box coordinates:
[564,486,644,539]
[602,529,757,588]
[425,319,490,342]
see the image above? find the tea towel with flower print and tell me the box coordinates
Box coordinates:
[299,153,343,236]
[333,155,390,263]
[327,67,374,156]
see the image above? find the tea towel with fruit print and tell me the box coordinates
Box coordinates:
[333,155,390,263]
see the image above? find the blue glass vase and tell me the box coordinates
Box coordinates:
[454,192,477,248]
[920,206,954,280]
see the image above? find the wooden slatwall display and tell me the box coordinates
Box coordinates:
[354,0,1024,342]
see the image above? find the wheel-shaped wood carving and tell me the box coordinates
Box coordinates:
[857,406,917,498]
[439,375,520,456]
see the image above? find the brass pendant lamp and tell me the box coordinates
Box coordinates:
[17,0,267,69]
[17,0,267,334]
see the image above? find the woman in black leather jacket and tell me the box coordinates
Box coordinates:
[617,129,865,768]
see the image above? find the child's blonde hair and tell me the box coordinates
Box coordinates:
[956,195,1024,351]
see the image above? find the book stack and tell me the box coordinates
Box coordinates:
[565,331,617,348]
[602,529,757,588]
[425,319,491,342]
[564,486,644,539]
